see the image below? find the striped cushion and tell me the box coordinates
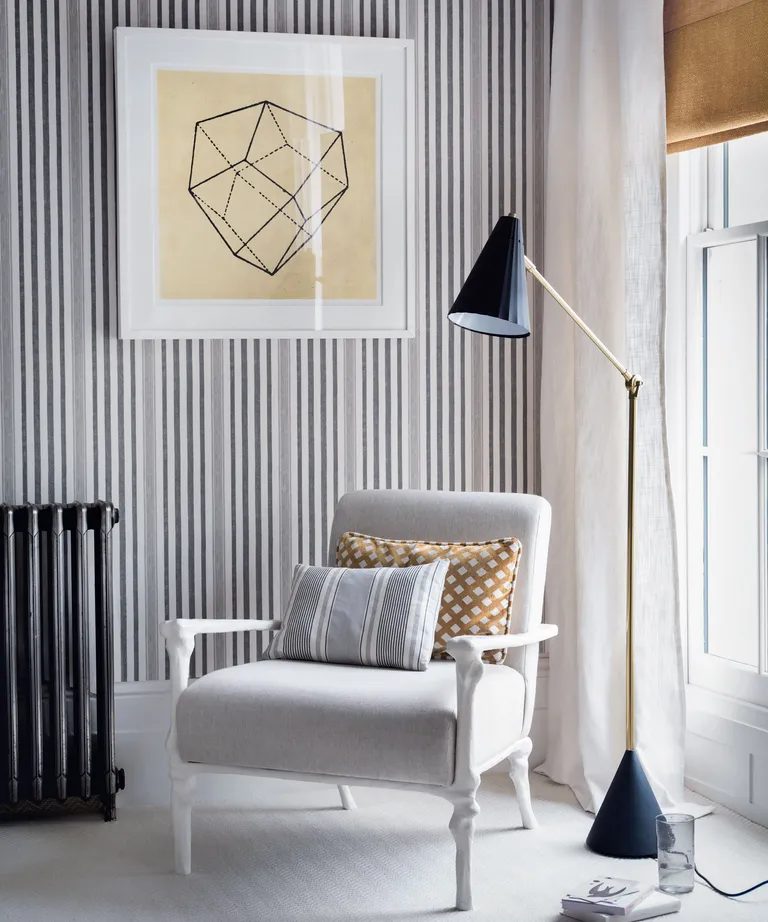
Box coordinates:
[266,560,449,671]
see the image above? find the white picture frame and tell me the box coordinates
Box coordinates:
[114,27,416,339]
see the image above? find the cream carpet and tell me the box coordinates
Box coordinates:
[1,774,767,921]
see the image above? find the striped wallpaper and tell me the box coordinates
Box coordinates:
[0,0,550,683]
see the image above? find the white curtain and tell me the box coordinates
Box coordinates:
[538,0,686,813]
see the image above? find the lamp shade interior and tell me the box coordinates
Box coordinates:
[448,312,530,337]
[447,214,530,339]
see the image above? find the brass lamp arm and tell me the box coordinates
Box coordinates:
[524,256,633,384]
[524,253,641,754]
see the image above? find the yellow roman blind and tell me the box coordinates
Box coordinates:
[664,0,768,153]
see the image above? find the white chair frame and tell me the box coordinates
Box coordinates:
[161,620,555,911]
[161,489,554,911]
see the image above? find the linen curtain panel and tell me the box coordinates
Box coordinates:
[538,0,685,812]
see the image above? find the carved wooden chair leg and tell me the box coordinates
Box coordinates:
[171,770,196,875]
[449,789,480,911]
[508,737,537,829]
[338,785,357,810]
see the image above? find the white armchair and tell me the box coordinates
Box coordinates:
[160,490,554,911]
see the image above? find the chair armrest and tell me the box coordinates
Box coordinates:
[447,623,557,788]
[160,618,282,759]
[444,623,558,656]
[159,617,282,642]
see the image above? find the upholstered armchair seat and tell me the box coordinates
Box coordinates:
[176,659,526,786]
[160,489,554,911]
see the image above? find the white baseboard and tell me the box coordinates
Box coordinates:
[115,674,550,807]
[685,684,768,829]
[114,681,171,807]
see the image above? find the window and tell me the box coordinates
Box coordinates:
[682,133,768,709]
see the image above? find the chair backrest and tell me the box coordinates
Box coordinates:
[328,490,551,735]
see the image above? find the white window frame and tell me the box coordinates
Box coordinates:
[670,141,768,827]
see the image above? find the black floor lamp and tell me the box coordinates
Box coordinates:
[447,214,661,859]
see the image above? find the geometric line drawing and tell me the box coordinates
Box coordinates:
[188,101,349,275]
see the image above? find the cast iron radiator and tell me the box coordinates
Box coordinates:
[0,502,125,821]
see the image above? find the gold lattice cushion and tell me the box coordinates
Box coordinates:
[336,532,523,665]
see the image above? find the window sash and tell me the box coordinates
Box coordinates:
[685,222,768,707]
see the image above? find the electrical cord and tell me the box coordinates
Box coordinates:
[695,865,768,898]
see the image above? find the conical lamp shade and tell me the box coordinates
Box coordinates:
[448,214,530,338]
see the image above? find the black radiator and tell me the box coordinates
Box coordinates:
[0,502,125,821]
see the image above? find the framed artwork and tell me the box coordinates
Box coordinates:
[114,28,416,338]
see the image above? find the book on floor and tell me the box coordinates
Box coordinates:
[561,877,655,917]
[561,889,682,922]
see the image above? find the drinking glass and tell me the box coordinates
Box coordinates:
[656,813,695,894]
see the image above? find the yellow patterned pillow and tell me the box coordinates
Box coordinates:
[336,532,523,665]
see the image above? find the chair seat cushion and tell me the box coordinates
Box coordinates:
[176,659,525,786]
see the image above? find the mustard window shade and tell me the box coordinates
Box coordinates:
[664,0,768,153]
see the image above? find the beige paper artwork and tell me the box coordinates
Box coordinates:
[157,69,378,301]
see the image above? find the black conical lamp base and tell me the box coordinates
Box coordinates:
[586,750,661,858]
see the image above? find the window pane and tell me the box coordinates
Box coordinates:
[704,240,759,667]
[705,455,760,666]
[726,132,768,227]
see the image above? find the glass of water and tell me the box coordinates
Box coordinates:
[656,813,695,894]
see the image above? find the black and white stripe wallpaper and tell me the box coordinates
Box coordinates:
[0,0,549,683]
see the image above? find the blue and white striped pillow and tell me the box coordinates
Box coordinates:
[266,560,449,671]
